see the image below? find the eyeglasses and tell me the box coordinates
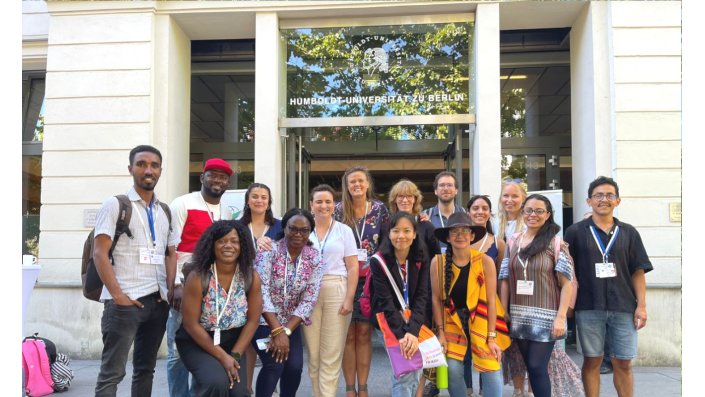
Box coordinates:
[396,195,415,202]
[591,193,618,201]
[437,183,455,189]
[448,228,471,236]
[522,208,548,216]
[287,226,311,236]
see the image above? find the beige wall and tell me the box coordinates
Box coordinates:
[27,7,191,358]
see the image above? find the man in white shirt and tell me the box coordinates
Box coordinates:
[93,145,179,396]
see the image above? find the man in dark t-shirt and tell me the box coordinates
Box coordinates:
[564,176,652,397]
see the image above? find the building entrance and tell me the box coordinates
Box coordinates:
[284,124,471,210]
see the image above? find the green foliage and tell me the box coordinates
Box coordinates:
[284,22,473,136]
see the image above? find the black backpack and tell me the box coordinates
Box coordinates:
[81,195,172,301]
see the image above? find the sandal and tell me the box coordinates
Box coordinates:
[358,384,368,397]
[346,384,357,397]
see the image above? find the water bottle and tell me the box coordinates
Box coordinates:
[436,364,448,389]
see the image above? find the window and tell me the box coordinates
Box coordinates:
[22,72,45,255]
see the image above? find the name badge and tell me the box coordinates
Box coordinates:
[357,248,368,262]
[595,262,617,278]
[517,280,534,295]
[139,248,164,265]
[150,252,165,265]
[213,328,221,345]
[139,248,152,264]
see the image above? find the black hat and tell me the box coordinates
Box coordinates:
[433,212,487,244]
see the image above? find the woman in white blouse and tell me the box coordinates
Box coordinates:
[303,184,360,397]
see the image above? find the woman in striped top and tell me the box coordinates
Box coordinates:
[499,194,574,397]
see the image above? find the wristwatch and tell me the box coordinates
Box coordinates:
[487,331,497,339]
[283,327,292,336]
[230,351,241,362]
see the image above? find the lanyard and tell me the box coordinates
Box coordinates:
[516,233,530,280]
[249,223,269,247]
[312,218,334,256]
[353,201,369,247]
[132,200,159,248]
[437,207,445,228]
[212,263,237,329]
[396,259,409,306]
[589,225,620,263]
[284,249,301,298]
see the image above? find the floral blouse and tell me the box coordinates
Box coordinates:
[255,239,324,326]
[334,199,390,277]
[200,267,248,331]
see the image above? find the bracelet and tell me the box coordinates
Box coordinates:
[271,328,284,338]
[487,331,497,339]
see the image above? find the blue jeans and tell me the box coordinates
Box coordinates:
[95,292,169,397]
[167,308,196,397]
[252,325,304,397]
[391,368,421,397]
[447,357,503,397]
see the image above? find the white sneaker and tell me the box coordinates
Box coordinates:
[467,391,477,397]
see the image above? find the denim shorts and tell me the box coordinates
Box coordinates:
[575,310,638,360]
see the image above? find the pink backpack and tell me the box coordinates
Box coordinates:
[22,339,54,397]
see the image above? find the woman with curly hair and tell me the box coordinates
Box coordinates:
[176,220,263,397]
[430,212,507,397]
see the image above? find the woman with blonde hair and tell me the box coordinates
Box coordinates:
[334,165,390,397]
[387,179,440,257]
[496,181,531,397]
[497,181,527,243]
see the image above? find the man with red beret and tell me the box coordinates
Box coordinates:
[166,158,234,397]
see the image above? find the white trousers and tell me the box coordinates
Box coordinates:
[302,275,352,397]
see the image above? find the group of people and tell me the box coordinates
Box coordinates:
[92,144,652,397]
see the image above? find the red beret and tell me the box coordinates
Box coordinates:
[203,158,233,176]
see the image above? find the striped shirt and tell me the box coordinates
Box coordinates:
[94,187,179,301]
[499,238,573,342]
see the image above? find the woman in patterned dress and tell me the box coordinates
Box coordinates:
[499,194,574,397]
[176,220,263,397]
[335,165,390,397]
[252,208,324,397]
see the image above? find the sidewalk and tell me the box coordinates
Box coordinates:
[60,338,681,396]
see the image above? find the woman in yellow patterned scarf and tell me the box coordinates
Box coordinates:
[430,212,510,397]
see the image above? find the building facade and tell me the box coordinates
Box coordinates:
[22,1,681,364]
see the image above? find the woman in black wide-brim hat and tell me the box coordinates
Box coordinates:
[430,212,509,397]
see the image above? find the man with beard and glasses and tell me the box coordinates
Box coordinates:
[423,171,466,254]
[93,145,179,396]
[166,158,234,396]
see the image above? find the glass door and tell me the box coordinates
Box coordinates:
[285,129,311,209]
